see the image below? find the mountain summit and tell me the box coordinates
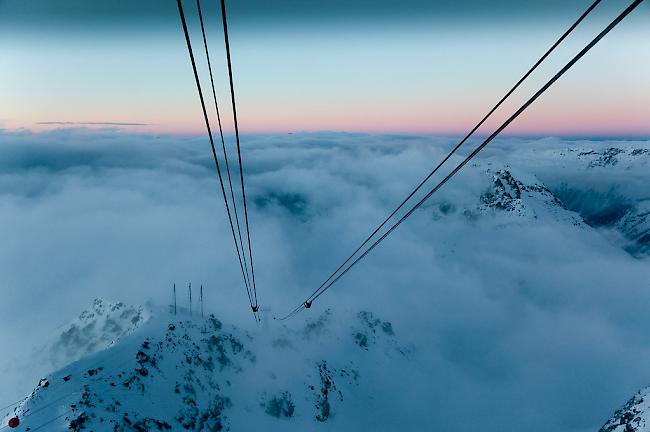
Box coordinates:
[2,305,414,431]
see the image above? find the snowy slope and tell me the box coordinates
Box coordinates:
[477,168,583,225]
[513,143,650,257]
[600,387,650,432]
[421,164,588,228]
[2,140,649,432]
[573,146,650,256]
[47,298,150,370]
[614,200,650,256]
[1,308,414,431]
[0,299,150,416]
[2,156,638,432]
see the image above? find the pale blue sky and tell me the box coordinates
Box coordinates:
[1,0,648,134]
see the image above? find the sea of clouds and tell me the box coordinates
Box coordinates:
[0,128,649,431]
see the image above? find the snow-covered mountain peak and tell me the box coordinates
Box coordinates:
[476,169,583,226]
[49,298,150,369]
[2,306,415,431]
[577,146,650,169]
[600,387,650,432]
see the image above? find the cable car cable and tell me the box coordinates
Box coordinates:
[281,0,644,318]
[196,0,252,291]
[176,0,255,309]
[295,0,603,310]
[220,0,259,308]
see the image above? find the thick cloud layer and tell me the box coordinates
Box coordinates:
[0,128,649,431]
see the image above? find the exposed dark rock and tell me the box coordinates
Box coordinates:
[263,391,295,418]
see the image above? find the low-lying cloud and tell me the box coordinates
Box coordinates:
[0,128,649,431]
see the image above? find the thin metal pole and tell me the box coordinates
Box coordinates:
[189,282,192,316]
[200,285,204,318]
[173,283,177,315]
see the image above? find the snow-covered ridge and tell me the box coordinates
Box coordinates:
[577,147,650,169]
[48,298,150,369]
[600,387,650,432]
[478,169,583,225]
[421,150,649,257]
[2,307,413,431]
[614,201,650,257]
[423,166,585,230]
[569,147,650,257]
[514,145,650,257]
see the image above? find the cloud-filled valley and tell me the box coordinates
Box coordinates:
[1,128,649,431]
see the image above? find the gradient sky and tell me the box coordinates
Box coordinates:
[1,0,648,135]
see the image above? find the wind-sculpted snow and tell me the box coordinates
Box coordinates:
[1,307,412,431]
